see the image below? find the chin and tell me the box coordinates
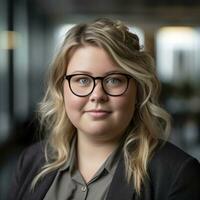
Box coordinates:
[83,126,123,139]
[86,127,111,135]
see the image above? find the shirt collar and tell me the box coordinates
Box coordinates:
[102,143,122,175]
[58,136,123,175]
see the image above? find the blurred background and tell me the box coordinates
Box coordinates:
[0,0,200,199]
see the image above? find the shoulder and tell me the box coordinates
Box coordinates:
[150,140,200,172]
[8,142,46,200]
[20,141,45,168]
[148,140,200,199]
[15,141,46,182]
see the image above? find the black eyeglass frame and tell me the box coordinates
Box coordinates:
[63,73,133,97]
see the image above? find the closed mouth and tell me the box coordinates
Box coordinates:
[85,109,112,118]
[85,109,111,113]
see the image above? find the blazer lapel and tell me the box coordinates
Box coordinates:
[24,170,57,200]
[106,156,135,200]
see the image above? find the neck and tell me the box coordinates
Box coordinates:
[76,132,120,182]
[77,133,119,162]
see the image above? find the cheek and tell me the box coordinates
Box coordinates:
[63,83,85,118]
[117,98,135,116]
[113,92,136,121]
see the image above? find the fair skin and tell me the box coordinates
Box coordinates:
[63,45,137,182]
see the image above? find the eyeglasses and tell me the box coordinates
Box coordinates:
[64,73,132,97]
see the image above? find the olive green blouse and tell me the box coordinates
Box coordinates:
[43,138,122,200]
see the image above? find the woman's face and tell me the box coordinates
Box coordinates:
[63,45,137,143]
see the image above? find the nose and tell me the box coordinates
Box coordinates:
[89,80,108,102]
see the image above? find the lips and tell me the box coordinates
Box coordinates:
[85,109,112,118]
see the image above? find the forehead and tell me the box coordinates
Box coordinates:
[66,45,125,75]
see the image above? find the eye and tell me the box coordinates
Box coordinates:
[106,78,120,85]
[79,78,90,85]
[72,75,92,86]
[105,75,126,86]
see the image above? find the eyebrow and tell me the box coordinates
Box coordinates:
[67,70,127,75]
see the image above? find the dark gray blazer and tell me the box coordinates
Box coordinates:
[8,141,200,200]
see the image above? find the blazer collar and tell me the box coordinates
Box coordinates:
[25,170,57,200]
[106,155,135,200]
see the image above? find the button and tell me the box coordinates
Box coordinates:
[81,186,87,192]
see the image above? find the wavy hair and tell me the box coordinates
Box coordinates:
[31,18,171,195]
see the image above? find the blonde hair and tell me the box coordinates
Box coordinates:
[32,18,171,195]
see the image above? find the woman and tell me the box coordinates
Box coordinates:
[9,18,200,200]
